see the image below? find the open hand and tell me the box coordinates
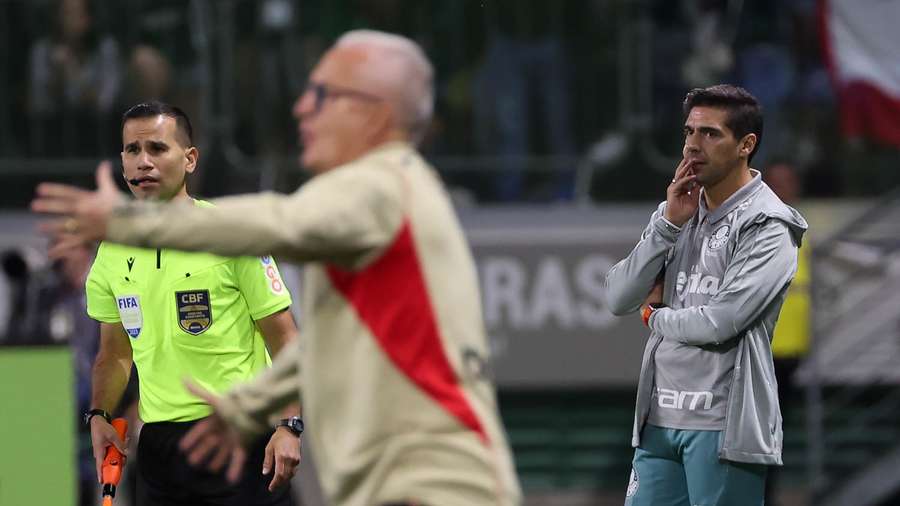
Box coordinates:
[31,161,124,259]
[179,381,248,484]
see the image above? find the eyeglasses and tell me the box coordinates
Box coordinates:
[303,81,383,114]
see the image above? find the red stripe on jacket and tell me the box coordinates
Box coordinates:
[326,219,488,443]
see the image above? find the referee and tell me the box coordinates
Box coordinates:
[83,102,301,506]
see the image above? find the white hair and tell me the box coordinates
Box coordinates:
[336,30,434,145]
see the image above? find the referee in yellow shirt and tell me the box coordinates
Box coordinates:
[83,102,300,505]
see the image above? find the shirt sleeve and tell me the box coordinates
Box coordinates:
[649,219,798,346]
[106,164,405,268]
[605,202,682,315]
[216,339,303,442]
[232,254,293,321]
[85,251,121,323]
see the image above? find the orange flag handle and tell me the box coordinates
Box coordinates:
[101,418,128,501]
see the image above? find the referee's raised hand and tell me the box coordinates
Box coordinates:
[664,158,700,227]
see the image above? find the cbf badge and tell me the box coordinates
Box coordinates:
[176,290,213,335]
[116,295,143,338]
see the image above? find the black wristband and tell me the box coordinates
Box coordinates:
[84,408,111,427]
[276,417,304,437]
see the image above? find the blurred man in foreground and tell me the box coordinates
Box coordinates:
[33,30,522,506]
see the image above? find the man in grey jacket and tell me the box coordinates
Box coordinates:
[606,84,807,506]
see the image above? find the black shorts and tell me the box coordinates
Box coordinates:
[136,420,295,506]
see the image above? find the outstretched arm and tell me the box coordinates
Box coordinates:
[33,161,404,265]
[179,341,303,484]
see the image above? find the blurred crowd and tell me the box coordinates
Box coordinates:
[2,0,897,205]
[2,2,898,505]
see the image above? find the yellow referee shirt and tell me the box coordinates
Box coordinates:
[86,199,292,422]
[771,240,810,358]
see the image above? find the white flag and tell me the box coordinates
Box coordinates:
[823,0,900,146]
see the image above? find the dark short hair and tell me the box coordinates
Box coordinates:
[683,84,763,162]
[121,101,194,147]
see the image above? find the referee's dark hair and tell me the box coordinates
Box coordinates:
[121,101,194,148]
[683,85,763,162]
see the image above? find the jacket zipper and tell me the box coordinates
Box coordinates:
[156,248,161,269]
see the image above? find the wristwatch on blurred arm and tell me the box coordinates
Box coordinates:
[276,416,304,437]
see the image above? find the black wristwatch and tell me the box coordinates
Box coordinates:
[276,417,304,437]
[83,408,111,427]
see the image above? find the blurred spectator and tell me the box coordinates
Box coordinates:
[680,0,734,88]
[1,0,883,205]
[48,239,141,506]
[46,242,98,410]
[473,0,576,202]
[736,42,793,167]
[28,0,122,156]
[234,0,306,158]
[734,1,796,169]
[0,2,30,156]
[1,245,52,342]
[119,0,201,140]
[764,162,811,506]
[125,44,173,104]
[1,239,107,504]
[47,241,102,506]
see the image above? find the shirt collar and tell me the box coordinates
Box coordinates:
[354,141,415,165]
[698,169,763,225]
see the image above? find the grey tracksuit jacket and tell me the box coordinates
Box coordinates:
[606,171,807,465]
